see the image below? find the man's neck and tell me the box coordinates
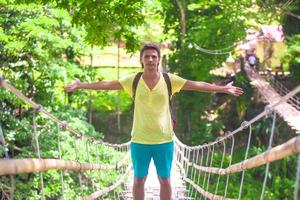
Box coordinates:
[143,68,160,79]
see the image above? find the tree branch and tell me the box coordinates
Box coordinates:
[175,0,186,38]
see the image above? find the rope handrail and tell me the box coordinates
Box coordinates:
[244,65,300,133]
[184,177,236,200]
[176,160,186,178]
[2,74,300,199]
[1,75,132,199]
[0,153,130,176]
[0,75,130,148]
[191,37,260,55]
[174,85,300,150]
[188,134,300,175]
[267,75,300,110]
[173,85,300,199]
[83,164,132,200]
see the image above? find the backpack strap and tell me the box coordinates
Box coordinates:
[162,73,177,127]
[132,72,143,103]
[162,72,172,108]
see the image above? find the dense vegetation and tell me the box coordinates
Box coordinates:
[0,2,129,199]
[160,1,299,199]
[0,0,299,199]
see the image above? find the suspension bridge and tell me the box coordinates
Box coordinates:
[244,65,300,132]
[0,68,300,199]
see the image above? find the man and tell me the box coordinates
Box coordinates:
[65,43,243,200]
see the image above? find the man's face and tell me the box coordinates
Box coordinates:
[140,49,160,70]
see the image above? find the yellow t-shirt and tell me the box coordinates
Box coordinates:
[119,72,187,144]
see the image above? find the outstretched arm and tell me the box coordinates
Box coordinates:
[182,80,243,96]
[65,80,122,93]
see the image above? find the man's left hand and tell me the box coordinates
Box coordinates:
[224,82,244,96]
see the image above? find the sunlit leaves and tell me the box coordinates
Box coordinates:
[16,0,146,52]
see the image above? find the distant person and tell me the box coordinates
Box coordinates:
[246,50,259,70]
[65,43,243,200]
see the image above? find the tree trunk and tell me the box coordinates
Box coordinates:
[175,0,186,39]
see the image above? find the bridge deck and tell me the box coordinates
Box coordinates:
[245,67,300,133]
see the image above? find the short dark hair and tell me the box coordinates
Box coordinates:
[140,43,161,59]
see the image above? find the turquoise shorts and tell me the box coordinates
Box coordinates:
[130,141,174,179]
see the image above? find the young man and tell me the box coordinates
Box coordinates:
[65,43,243,200]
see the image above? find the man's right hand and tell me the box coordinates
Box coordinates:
[65,79,81,93]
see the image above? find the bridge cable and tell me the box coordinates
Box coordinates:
[73,138,84,194]
[224,136,235,198]
[201,146,210,200]
[206,145,215,195]
[194,148,204,199]
[189,148,200,197]
[260,112,277,200]
[0,125,15,199]
[215,140,226,195]
[1,76,132,199]
[32,109,45,200]
[188,147,196,196]
[187,148,192,182]
[86,139,96,192]
[238,123,252,200]
[57,124,66,200]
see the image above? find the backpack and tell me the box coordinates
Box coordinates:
[132,72,176,127]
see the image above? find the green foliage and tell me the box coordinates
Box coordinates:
[1,107,127,199]
[234,69,254,119]
[282,35,300,85]
[0,2,128,199]
[187,145,296,200]
[0,2,89,107]
[90,67,139,113]
[1,0,299,199]
[15,0,146,52]
[281,1,300,36]
[135,0,166,43]
[159,0,295,146]
[159,0,264,143]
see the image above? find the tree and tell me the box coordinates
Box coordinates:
[15,0,146,52]
[0,2,90,107]
[159,0,258,143]
[281,2,300,86]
